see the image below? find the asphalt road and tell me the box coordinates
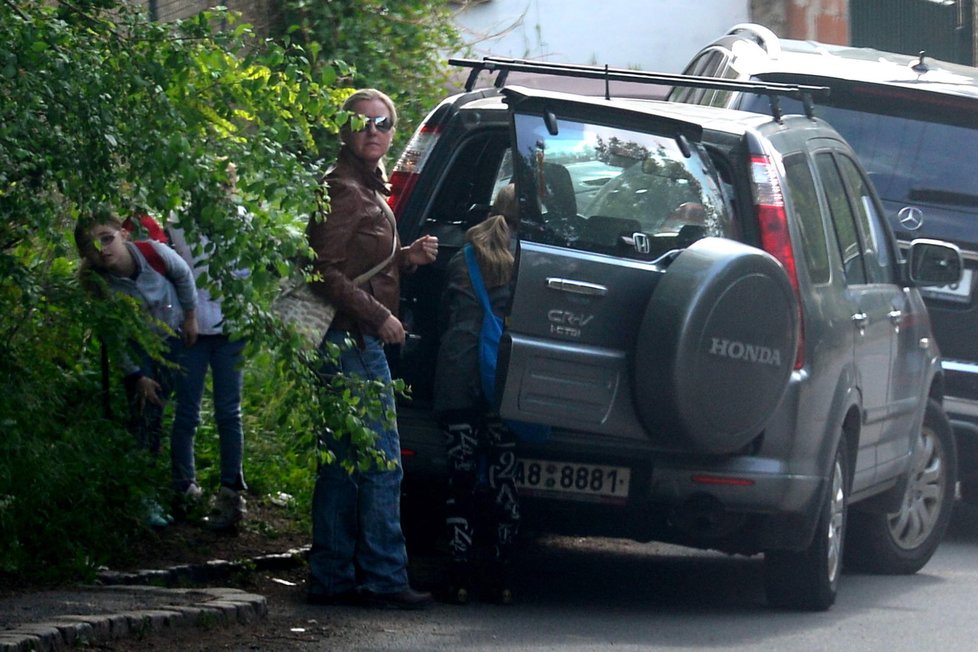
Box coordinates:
[115,501,978,651]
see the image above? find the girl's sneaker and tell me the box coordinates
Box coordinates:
[203,487,246,531]
[143,499,174,529]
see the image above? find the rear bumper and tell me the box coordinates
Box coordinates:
[398,408,824,551]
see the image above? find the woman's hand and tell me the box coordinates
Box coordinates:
[182,310,198,347]
[406,234,439,266]
[136,376,164,409]
[377,314,406,345]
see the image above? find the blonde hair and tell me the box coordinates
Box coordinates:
[491,183,519,229]
[465,214,513,288]
[341,88,398,132]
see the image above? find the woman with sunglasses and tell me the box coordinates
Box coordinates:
[305,89,438,610]
[74,206,198,527]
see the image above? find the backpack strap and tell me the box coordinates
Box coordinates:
[463,244,493,315]
[134,240,168,277]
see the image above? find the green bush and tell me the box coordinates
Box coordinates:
[0,0,428,581]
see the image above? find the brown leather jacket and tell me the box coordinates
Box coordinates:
[307,146,411,340]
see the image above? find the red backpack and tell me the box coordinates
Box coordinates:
[123,212,170,277]
[123,212,169,244]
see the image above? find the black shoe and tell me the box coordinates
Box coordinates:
[306,590,363,607]
[443,561,473,605]
[483,561,514,605]
[361,588,434,610]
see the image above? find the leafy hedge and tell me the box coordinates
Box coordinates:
[0,0,457,581]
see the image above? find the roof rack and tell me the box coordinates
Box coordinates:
[450,56,830,121]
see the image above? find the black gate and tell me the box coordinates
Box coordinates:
[851,0,974,65]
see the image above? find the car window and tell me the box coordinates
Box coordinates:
[740,93,978,207]
[836,154,895,283]
[674,50,728,104]
[511,112,731,260]
[816,152,867,285]
[783,153,831,284]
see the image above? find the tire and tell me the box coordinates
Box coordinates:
[764,438,848,611]
[632,237,797,453]
[846,399,957,574]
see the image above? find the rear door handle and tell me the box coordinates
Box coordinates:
[546,278,608,297]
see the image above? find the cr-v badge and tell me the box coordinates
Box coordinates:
[898,206,924,231]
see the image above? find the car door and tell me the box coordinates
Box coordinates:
[814,149,897,478]
[394,126,511,404]
[834,152,920,476]
[493,90,732,440]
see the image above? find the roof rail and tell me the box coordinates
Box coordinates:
[725,23,782,59]
[449,56,830,121]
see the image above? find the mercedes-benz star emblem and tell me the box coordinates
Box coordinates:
[898,206,924,231]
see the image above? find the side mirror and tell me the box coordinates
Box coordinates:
[907,238,963,287]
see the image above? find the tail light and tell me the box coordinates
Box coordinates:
[750,154,805,370]
[388,123,442,218]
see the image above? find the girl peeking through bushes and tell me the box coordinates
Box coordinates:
[74,206,198,527]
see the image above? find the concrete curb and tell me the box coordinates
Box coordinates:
[0,586,266,652]
[0,546,309,652]
[95,546,310,587]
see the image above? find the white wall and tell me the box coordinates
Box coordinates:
[454,0,749,73]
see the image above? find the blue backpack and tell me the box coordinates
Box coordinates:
[463,244,550,443]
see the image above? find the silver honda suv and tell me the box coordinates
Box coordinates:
[672,23,978,503]
[387,57,963,610]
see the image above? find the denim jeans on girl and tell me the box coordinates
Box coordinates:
[308,331,410,597]
[171,334,246,492]
[124,337,181,454]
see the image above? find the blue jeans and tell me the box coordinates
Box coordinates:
[308,331,409,596]
[124,337,181,454]
[171,334,246,492]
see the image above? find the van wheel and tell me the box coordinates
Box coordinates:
[846,399,956,574]
[764,438,848,611]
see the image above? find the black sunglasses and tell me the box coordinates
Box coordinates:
[353,114,394,134]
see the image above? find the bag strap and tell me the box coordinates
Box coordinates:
[134,240,168,277]
[349,191,398,286]
[463,243,494,315]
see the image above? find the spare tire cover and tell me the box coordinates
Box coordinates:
[632,237,798,453]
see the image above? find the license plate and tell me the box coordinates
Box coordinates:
[514,458,631,503]
[921,268,973,303]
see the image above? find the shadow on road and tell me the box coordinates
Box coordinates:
[942,499,978,543]
[505,534,767,613]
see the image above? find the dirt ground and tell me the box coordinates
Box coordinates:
[1,496,445,651]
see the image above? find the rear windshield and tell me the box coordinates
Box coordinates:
[511,112,732,260]
[740,91,978,209]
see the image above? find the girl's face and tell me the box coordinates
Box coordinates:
[86,224,130,273]
[344,98,395,168]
